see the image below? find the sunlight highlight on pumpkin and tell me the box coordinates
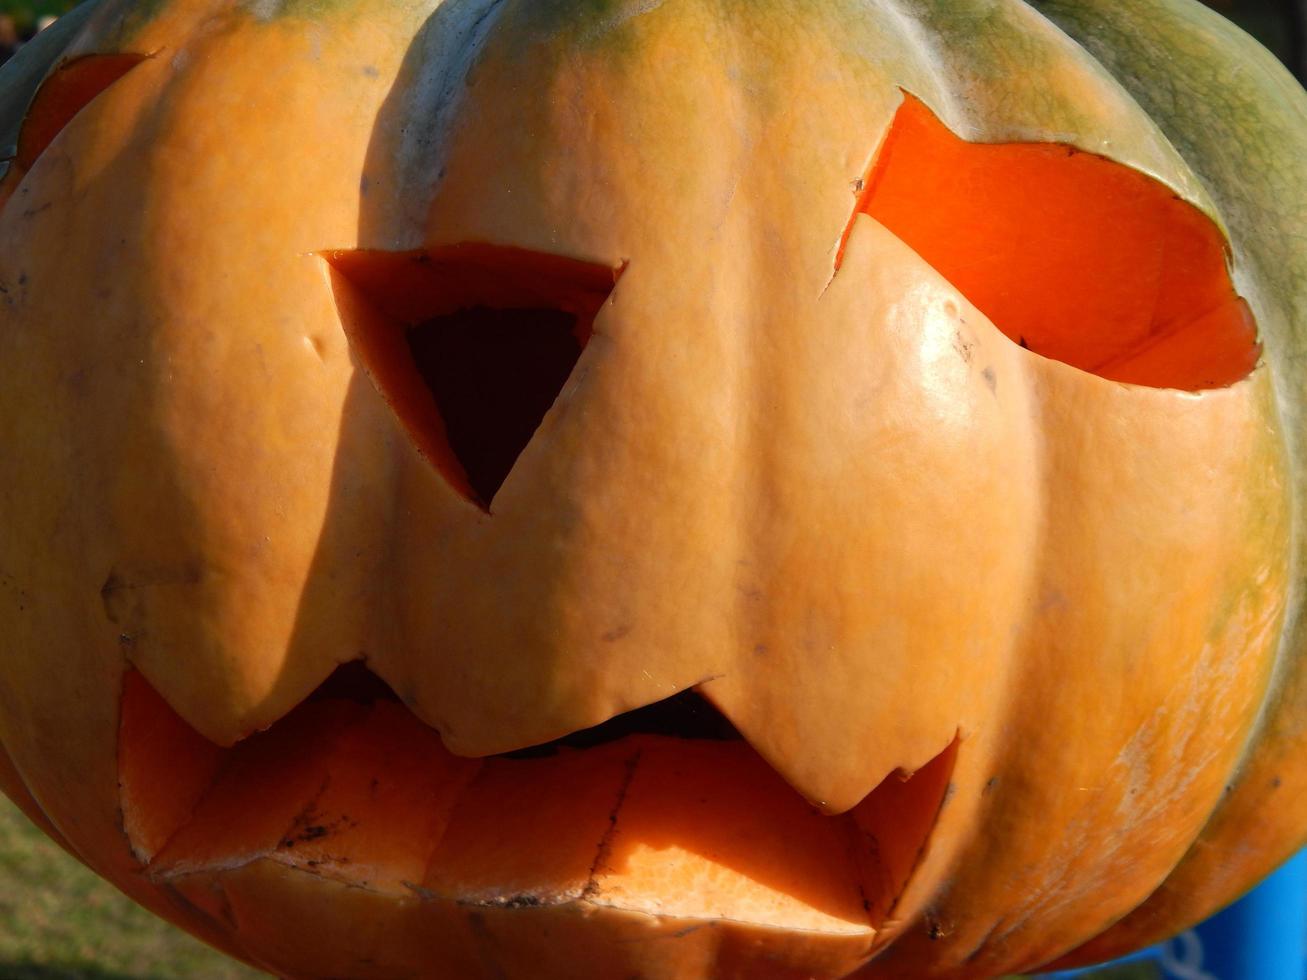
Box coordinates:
[852,94,1259,391]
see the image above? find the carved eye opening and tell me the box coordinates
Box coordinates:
[846,94,1258,392]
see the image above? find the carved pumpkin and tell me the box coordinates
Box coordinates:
[1,0,1305,977]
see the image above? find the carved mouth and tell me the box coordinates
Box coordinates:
[119,663,955,946]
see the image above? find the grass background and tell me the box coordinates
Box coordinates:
[0,1,74,34]
[0,795,264,979]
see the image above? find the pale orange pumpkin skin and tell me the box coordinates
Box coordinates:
[0,0,1303,977]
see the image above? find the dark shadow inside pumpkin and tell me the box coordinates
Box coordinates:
[322,244,619,512]
[847,93,1259,391]
[118,664,955,936]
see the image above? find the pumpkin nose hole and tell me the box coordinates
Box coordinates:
[503,689,742,759]
[324,244,621,511]
[410,305,582,506]
[304,658,402,705]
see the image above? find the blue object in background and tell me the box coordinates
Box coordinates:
[1037,849,1307,979]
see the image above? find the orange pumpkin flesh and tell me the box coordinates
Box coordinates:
[118,665,957,974]
[0,1,1300,977]
[856,95,1258,390]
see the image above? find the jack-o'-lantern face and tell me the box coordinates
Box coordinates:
[0,1,1304,978]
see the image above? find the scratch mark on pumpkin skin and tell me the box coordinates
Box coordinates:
[158,879,239,936]
[100,563,203,627]
[276,775,333,851]
[464,911,510,980]
[961,920,1003,964]
[580,749,642,901]
[304,334,328,362]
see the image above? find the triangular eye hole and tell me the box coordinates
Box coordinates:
[844,94,1259,391]
[0,53,146,210]
[326,244,620,512]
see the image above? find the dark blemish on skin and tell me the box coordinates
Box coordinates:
[753,643,767,656]
[982,366,997,394]
[984,776,998,794]
[1272,776,1283,789]
[101,563,203,626]
[602,624,633,642]
[0,571,32,611]
[362,64,380,78]
[280,824,329,848]
[852,177,864,192]
[952,333,975,364]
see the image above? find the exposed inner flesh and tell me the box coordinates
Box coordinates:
[119,667,956,935]
[850,94,1257,391]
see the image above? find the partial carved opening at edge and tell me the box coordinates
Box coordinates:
[841,93,1259,391]
[0,53,147,211]
[118,664,956,943]
[324,244,621,511]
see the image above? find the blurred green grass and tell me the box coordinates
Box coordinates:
[0,794,265,979]
[0,1,75,33]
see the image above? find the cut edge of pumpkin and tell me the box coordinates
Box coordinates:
[118,665,957,944]
[321,244,622,513]
[839,92,1259,392]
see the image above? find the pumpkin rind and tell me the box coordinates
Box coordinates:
[0,1,1302,978]
[1027,0,1307,967]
